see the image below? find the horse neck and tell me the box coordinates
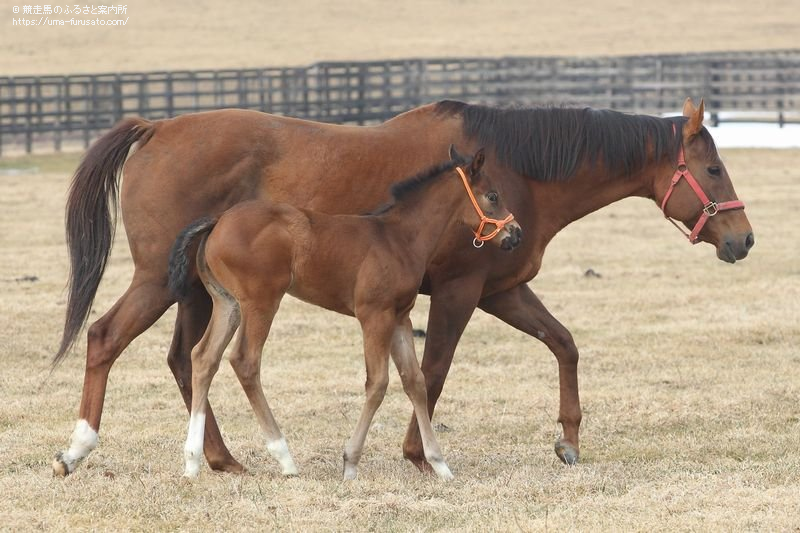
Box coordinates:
[531,160,661,246]
[377,174,473,260]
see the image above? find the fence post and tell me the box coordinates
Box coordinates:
[113,73,123,124]
[25,82,33,153]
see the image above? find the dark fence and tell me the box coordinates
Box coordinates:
[2,49,799,155]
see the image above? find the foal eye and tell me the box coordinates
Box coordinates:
[486,192,498,203]
[707,166,721,177]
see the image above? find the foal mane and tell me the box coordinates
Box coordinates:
[369,156,467,215]
[435,100,686,182]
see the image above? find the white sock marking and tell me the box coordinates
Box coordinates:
[54,419,98,474]
[183,412,206,477]
[266,437,298,476]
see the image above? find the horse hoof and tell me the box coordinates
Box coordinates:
[52,453,70,477]
[403,452,434,474]
[208,458,246,474]
[554,439,580,465]
[281,465,299,477]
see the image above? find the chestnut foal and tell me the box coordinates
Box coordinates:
[167,147,522,480]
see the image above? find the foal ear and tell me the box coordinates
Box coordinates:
[469,148,485,178]
[683,98,705,140]
[448,144,464,163]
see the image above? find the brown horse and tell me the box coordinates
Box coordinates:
[166,147,520,480]
[53,98,753,477]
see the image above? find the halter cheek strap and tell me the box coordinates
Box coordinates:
[661,125,745,244]
[455,166,515,248]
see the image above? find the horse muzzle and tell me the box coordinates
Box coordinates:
[716,231,755,263]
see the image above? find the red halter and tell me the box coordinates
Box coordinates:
[661,125,745,244]
[455,166,515,248]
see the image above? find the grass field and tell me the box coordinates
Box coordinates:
[1,148,798,530]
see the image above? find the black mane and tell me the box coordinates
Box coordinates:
[435,100,685,182]
[369,156,467,215]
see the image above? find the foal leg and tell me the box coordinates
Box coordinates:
[228,298,298,477]
[478,283,581,465]
[390,320,453,481]
[402,277,484,472]
[342,313,394,480]
[183,294,240,478]
[53,275,173,476]
[167,285,245,473]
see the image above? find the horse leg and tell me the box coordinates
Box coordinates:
[402,277,484,472]
[478,283,581,465]
[342,313,394,480]
[183,292,240,477]
[52,275,173,476]
[167,286,244,473]
[228,298,298,477]
[390,319,453,481]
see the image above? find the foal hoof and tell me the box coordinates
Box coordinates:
[342,464,358,481]
[554,439,580,465]
[52,453,71,477]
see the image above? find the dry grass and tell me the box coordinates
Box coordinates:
[0,149,798,531]
[2,0,799,75]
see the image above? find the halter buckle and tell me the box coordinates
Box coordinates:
[703,202,719,216]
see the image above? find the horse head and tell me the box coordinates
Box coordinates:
[658,98,754,263]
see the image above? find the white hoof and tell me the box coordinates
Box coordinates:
[342,463,358,480]
[266,438,298,477]
[183,461,201,478]
[430,460,454,481]
[281,462,299,477]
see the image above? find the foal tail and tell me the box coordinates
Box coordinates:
[167,217,219,302]
[55,117,155,366]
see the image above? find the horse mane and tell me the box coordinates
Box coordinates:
[434,100,686,182]
[369,156,467,215]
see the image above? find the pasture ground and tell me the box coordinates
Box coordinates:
[0,149,798,531]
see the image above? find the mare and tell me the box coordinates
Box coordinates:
[53,98,753,476]
[166,147,521,480]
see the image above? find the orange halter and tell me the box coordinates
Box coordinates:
[455,166,515,248]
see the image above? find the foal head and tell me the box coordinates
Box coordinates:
[449,145,522,251]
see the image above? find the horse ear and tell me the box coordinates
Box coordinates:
[683,98,705,140]
[682,97,697,118]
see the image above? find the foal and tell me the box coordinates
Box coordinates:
[168,146,522,480]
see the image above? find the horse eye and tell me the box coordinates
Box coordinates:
[708,166,721,176]
[486,192,498,203]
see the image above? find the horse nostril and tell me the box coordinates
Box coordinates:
[745,232,755,251]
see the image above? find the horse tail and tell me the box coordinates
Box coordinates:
[54,117,155,366]
[167,217,219,302]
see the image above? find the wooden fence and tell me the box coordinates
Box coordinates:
[1,49,799,155]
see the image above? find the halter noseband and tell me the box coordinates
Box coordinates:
[455,166,515,249]
[661,124,745,244]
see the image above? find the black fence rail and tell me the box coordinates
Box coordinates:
[2,49,799,155]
